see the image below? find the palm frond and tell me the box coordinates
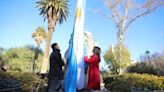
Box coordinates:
[36,0,69,23]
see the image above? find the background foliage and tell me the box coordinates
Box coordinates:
[104,44,132,74]
[104,73,164,92]
[127,52,164,76]
[0,45,43,72]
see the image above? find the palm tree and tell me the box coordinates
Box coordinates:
[36,0,69,73]
[32,26,47,72]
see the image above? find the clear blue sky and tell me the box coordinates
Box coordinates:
[0,0,164,61]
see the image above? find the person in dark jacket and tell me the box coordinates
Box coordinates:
[48,43,65,92]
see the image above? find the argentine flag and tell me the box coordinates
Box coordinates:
[65,0,86,92]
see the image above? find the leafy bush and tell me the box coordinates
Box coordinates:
[127,62,158,75]
[104,44,132,75]
[1,46,43,72]
[127,52,164,76]
[0,71,47,92]
[103,73,164,92]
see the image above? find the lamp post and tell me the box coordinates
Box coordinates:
[145,50,150,65]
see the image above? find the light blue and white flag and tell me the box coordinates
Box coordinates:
[65,0,86,92]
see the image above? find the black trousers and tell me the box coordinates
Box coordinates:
[48,76,62,92]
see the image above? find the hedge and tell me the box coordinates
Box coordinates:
[103,73,164,92]
[0,71,47,92]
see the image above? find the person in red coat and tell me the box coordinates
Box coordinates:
[84,46,101,90]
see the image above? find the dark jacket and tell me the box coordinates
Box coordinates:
[48,49,65,78]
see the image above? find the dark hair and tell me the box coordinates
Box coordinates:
[93,46,101,56]
[51,43,58,50]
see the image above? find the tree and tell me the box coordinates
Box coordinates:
[100,0,164,74]
[36,0,69,73]
[0,47,5,71]
[32,26,47,72]
[127,51,164,76]
[1,46,44,72]
[1,46,42,72]
[103,0,164,45]
[104,44,132,74]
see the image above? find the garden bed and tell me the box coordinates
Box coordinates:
[103,73,164,92]
[0,71,46,92]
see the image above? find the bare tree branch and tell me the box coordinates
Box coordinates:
[125,0,164,31]
[89,8,111,19]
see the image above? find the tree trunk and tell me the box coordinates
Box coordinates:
[32,47,39,73]
[40,19,55,74]
[117,30,123,75]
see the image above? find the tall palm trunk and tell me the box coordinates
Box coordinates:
[40,19,55,74]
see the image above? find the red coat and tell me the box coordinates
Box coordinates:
[85,54,100,90]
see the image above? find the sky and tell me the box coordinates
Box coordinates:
[0,0,164,62]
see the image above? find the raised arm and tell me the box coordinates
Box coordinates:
[84,55,99,64]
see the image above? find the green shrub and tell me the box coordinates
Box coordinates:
[127,52,164,76]
[127,61,164,76]
[1,46,43,73]
[104,73,164,92]
[0,71,47,92]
